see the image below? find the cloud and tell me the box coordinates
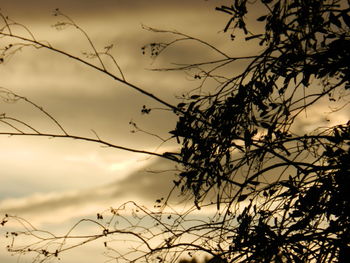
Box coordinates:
[0,157,178,224]
[1,0,218,19]
[110,157,178,200]
[1,0,220,228]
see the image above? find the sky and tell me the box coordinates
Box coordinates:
[0,1,231,262]
[0,1,349,262]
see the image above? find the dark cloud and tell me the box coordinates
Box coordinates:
[1,0,218,20]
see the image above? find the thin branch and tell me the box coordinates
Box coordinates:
[0,131,178,162]
[0,32,179,113]
[142,25,231,59]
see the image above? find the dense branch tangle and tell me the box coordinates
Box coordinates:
[1,201,235,263]
[142,0,350,261]
[164,0,350,203]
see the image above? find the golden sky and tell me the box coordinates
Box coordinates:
[0,1,348,262]
[0,1,231,262]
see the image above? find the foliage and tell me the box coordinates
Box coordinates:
[1,0,350,262]
[169,0,350,261]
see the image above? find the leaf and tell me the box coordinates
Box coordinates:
[237,194,248,202]
[330,12,342,28]
[290,210,303,218]
[261,122,270,128]
[244,130,252,147]
[260,110,269,117]
[245,34,263,41]
[215,6,234,15]
[257,15,267,22]
[268,189,277,196]
[223,17,235,32]
[342,11,350,27]
[270,102,278,109]
[248,181,260,186]
[168,130,177,136]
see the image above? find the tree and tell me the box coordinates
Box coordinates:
[1,0,350,262]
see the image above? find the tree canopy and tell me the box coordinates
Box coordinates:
[1,0,349,262]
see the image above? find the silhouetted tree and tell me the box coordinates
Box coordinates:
[1,0,349,262]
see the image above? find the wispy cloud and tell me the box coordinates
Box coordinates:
[0,158,177,225]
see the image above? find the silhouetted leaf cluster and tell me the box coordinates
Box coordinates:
[167,0,350,261]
